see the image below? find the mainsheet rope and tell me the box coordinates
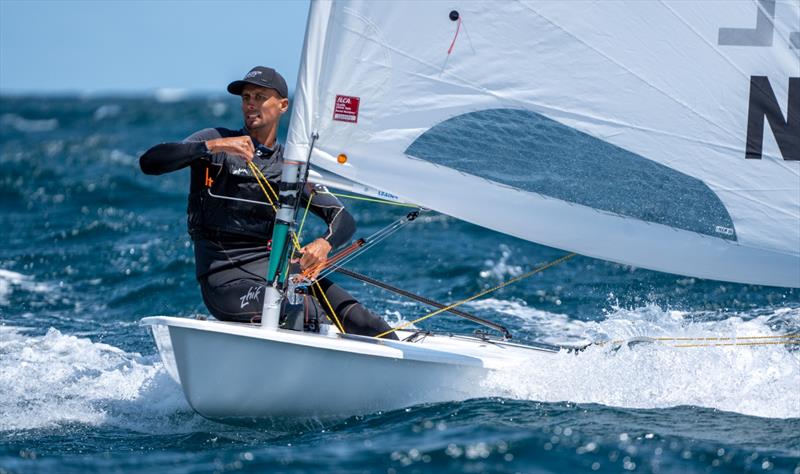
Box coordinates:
[375,253,578,338]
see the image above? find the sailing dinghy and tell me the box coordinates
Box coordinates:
[142,0,800,420]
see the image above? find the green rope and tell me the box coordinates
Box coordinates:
[283,190,316,281]
[323,191,419,208]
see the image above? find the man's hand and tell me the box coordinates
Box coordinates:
[299,238,333,277]
[206,136,255,161]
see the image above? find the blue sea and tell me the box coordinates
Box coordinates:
[1,94,799,474]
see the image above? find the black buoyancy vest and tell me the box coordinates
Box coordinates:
[187,133,284,241]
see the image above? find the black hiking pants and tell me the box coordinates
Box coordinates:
[199,265,398,340]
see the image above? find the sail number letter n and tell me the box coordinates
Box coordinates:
[333,95,360,123]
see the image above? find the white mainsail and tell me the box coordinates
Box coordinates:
[287,0,800,287]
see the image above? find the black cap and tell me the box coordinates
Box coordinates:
[227,66,288,98]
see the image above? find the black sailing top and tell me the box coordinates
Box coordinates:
[139,127,355,280]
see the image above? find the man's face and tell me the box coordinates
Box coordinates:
[240,84,288,132]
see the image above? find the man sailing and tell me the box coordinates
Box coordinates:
[139,66,397,339]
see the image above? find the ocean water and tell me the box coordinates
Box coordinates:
[1,95,798,474]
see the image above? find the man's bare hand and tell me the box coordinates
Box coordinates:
[299,238,333,277]
[206,136,255,161]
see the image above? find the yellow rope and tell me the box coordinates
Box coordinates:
[672,338,800,348]
[376,252,577,339]
[247,161,280,205]
[294,191,346,333]
[247,161,304,251]
[247,161,277,211]
[650,334,800,341]
[314,280,345,334]
[594,334,800,349]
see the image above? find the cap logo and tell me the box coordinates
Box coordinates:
[245,71,262,79]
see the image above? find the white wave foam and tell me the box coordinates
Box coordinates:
[154,88,188,103]
[466,298,589,344]
[384,310,419,330]
[209,101,228,117]
[482,306,800,419]
[93,104,122,120]
[0,326,201,432]
[0,269,51,306]
[108,149,137,165]
[0,113,58,132]
[479,244,522,280]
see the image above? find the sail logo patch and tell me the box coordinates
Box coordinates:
[333,95,360,123]
[715,226,734,236]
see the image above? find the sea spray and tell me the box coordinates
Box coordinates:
[482,307,800,419]
[0,326,198,433]
[0,269,52,307]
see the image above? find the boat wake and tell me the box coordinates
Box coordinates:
[0,325,200,433]
[466,297,589,344]
[483,305,800,419]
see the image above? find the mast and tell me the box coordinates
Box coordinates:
[259,165,301,329]
[260,135,317,329]
[261,0,332,329]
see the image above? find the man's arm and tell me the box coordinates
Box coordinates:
[139,141,209,175]
[139,128,255,175]
[307,184,356,248]
[298,184,356,271]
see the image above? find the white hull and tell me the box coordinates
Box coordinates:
[141,316,557,420]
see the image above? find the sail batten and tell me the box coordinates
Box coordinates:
[287,0,800,288]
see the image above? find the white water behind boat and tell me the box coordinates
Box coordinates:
[3,305,798,432]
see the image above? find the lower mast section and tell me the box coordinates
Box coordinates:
[260,133,317,330]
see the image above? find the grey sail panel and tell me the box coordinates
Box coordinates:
[406,108,738,241]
